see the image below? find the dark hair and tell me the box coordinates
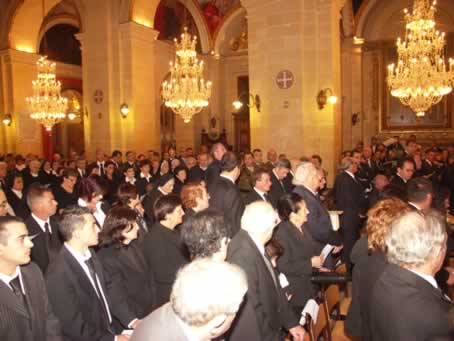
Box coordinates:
[252,167,270,184]
[6,171,23,188]
[311,154,322,164]
[59,206,92,241]
[26,183,52,209]
[104,160,115,169]
[220,152,240,172]
[265,238,284,260]
[174,165,187,177]
[407,177,433,203]
[112,150,122,158]
[78,177,102,202]
[122,163,135,173]
[116,183,138,206]
[181,210,228,259]
[154,194,182,221]
[62,168,79,179]
[85,162,99,176]
[397,157,415,170]
[252,148,262,154]
[139,159,151,169]
[0,216,24,245]
[99,207,138,247]
[275,158,291,169]
[277,193,305,221]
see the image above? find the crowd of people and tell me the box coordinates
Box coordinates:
[0,136,453,340]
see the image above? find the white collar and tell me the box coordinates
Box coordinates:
[345,170,356,179]
[97,161,104,165]
[158,187,169,196]
[302,184,318,196]
[408,202,422,211]
[220,174,235,184]
[0,266,25,294]
[12,189,22,199]
[126,177,136,185]
[64,243,91,262]
[272,169,281,180]
[397,173,408,183]
[140,172,151,180]
[253,187,267,200]
[409,269,438,289]
[31,213,51,234]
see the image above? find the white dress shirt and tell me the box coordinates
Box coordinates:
[409,269,438,289]
[0,266,25,294]
[31,213,51,234]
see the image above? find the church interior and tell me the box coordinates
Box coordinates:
[0,0,452,178]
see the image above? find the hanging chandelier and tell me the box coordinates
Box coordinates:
[162,27,212,123]
[26,56,68,131]
[387,0,454,117]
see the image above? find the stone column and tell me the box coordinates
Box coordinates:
[0,49,43,154]
[241,0,343,182]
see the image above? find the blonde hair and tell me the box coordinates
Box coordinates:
[367,197,409,252]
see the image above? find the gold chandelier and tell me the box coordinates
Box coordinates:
[387,0,454,117]
[162,27,212,123]
[26,56,68,131]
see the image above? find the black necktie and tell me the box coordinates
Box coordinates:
[84,258,110,327]
[263,193,269,202]
[99,163,104,175]
[262,254,278,289]
[10,276,28,310]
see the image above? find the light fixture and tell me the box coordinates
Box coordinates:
[2,113,12,126]
[26,56,68,131]
[316,88,338,109]
[67,112,77,120]
[162,27,212,123]
[232,93,261,112]
[387,0,454,117]
[66,97,80,121]
[120,103,129,118]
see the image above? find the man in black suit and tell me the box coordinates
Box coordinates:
[407,177,433,212]
[208,152,244,237]
[334,157,368,272]
[293,162,342,255]
[206,143,227,187]
[269,158,291,205]
[244,167,275,207]
[227,201,305,341]
[389,157,415,201]
[131,259,248,341]
[369,211,454,340]
[24,184,62,273]
[0,216,62,340]
[187,152,209,182]
[46,206,129,341]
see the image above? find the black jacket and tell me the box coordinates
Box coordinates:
[226,230,298,341]
[0,262,62,341]
[97,242,157,325]
[141,223,189,306]
[269,171,287,206]
[208,176,245,237]
[46,247,116,341]
[369,263,453,341]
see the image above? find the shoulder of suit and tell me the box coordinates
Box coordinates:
[21,262,43,279]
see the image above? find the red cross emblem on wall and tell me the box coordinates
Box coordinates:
[276,70,294,89]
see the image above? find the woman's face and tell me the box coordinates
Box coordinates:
[0,191,8,216]
[160,161,169,174]
[121,221,139,244]
[13,177,24,191]
[168,205,184,226]
[43,161,51,172]
[106,164,115,175]
[290,201,309,228]
[162,179,175,194]
[195,187,210,211]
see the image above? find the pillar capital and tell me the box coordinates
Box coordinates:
[119,21,159,45]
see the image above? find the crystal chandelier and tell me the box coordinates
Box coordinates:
[26,56,68,131]
[387,0,454,117]
[162,27,212,123]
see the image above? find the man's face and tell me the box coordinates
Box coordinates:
[363,147,372,159]
[169,148,176,158]
[0,222,33,266]
[244,154,254,167]
[0,191,8,216]
[398,161,415,181]
[96,150,104,162]
[141,164,150,175]
[13,177,24,191]
[64,176,78,189]
[176,170,187,182]
[407,142,417,155]
[253,151,263,163]
[77,160,86,169]
[214,145,226,161]
[352,152,361,166]
[256,173,272,192]
[267,150,277,163]
[79,214,100,247]
[38,191,58,217]
[311,157,321,168]
[198,154,209,168]
[127,152,136,162]
[275,167,289,180]
[125,168,135,179]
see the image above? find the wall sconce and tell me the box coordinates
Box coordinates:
[316,88,338,110]
[232,93,261,112]
[68,112,77,120]
[120,103,129,118]
[2,113,12,126]
[352,112,360,126]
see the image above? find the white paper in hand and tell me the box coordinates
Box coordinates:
[329,211,341,231]
[278,273,289,288]
[299,299,319,325]
[321,244,335,263]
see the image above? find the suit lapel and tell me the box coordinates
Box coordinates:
[0,279,30,319]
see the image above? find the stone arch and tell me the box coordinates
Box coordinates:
[131,0,211,53]
[213,6,246,55]
[9,0,85,53]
